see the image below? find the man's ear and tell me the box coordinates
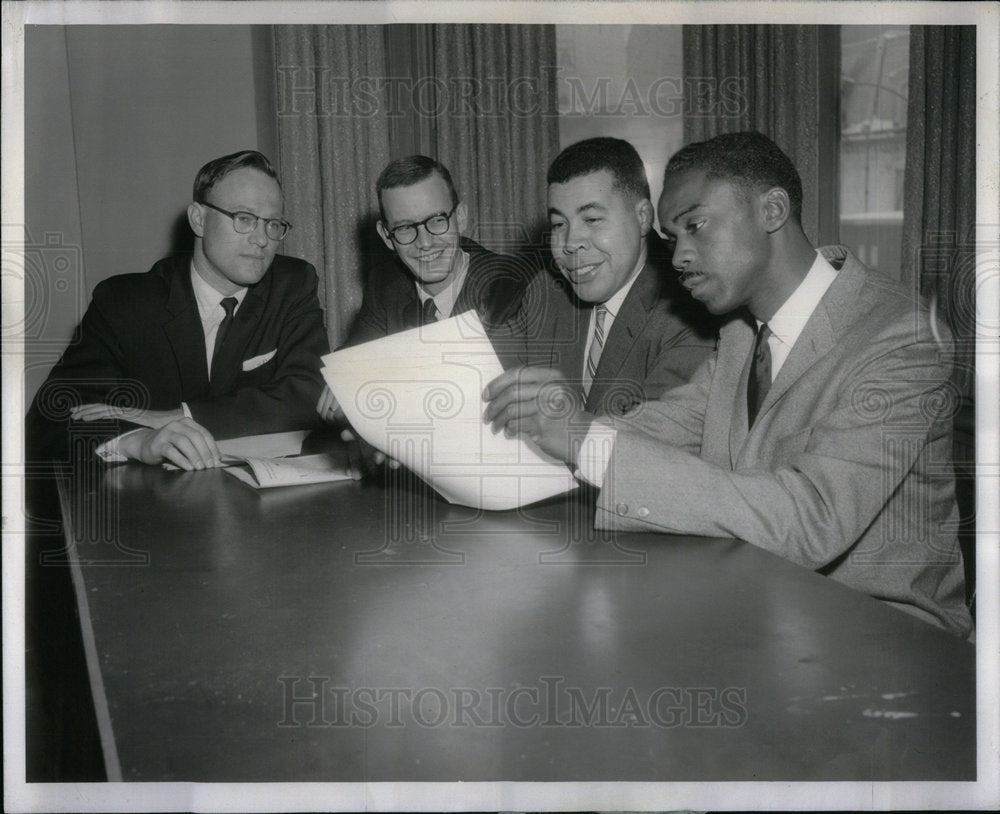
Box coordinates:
[187,203,205,238]
[635,198,654,237]
[455,201,469,235]
[376,220,394,252]
[760,187,792,234]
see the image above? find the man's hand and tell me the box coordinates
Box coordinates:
[316,386,342,423]
[71,404,184,429]
[340,427,400,480]
[482,366,595,464]
[118,418,221,470]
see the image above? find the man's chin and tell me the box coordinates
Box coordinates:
[412,266,453,286]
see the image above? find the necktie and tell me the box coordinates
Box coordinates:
[211,296,238,380]
[584,304,608,397]
[746,323,772,427]
[421,297,439,325]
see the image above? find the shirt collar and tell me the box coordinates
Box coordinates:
[416,249,470,318]
[600,254,646,319]
[190,262,248,321]
[761,250,839,348]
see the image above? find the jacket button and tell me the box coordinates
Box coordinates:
[637,506,650,518]
[615,502,629,516]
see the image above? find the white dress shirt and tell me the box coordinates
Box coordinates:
[581,256,645,380]
[416,249,470,320]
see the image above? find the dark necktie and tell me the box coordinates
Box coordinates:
[746,323,772,428]
[211,296,238,380]
[421,297,439,325]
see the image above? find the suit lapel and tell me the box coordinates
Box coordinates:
[725,314,757,464]
[733,250,867,456]
[162,263,210,399]
[585,262,658,412]
[209,271,270,396]
[754,254,865,424]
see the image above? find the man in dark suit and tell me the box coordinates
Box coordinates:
[345,154,529,345]
[485,132,971,637]
[26,149,329,470]
[511,137,717,417]
[317,155,530,459]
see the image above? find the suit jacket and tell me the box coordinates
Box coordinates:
[344,236,532,347]
[512,233,719,415]
[595,246,971,637]
[26,253,329,462]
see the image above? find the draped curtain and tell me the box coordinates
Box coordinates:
[902,26,976,401]
[903,26,977,604]
[271,24,558,345]
[272,26,392,345]
[682,25,839,245]
[427,25,560,254]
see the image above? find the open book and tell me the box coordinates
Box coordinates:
[161,430,351,489]
[222,452,351,489]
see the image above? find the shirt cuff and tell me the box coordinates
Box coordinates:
[181,402,192,419]
[95,428,147,463]
[573,420,617,487]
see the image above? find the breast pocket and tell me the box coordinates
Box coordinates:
[239,349,277,383]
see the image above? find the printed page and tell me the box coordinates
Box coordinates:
[321,311,578,510]
[223,453,351,489]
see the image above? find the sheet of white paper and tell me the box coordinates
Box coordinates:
[321,311,578,510]
[216,430,308,459]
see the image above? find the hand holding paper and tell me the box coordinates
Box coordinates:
[482,366,596,465]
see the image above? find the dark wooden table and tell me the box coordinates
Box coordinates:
[59,461,975,783]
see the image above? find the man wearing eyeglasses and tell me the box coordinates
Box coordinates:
[26,150,329,470]
[315,155,529,437]
[346,154,529,345]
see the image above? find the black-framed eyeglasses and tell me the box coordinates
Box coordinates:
[384,204,458,245]
[202,201,292,241]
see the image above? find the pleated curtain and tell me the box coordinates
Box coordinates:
[682,25,838,245]
[272,26,392,346]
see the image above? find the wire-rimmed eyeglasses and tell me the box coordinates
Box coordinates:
[384,204,458,245]
[202,202,292,241]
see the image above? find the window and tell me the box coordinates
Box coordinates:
[839,26,910,273]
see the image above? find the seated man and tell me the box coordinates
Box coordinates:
[511,136,717,416]
[485,131,972,638]
[345,154,530,345]
[26,149,329,470]
[317,154,532,463]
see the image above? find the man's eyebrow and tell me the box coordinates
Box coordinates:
[669,202,702,224]
[548,201,607,218]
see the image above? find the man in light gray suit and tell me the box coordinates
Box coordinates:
[484,131,971,638]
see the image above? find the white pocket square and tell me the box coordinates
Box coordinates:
[242,349,277,371]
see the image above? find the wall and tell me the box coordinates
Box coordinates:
[24,25,264,404]
[556,25,684,215]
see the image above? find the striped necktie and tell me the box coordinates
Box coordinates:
[584,304,608,397]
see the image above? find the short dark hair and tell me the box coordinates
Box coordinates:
[663,131,803,223]
[547,137,650,201]
[376,156,459,221]
[193,151,280,203]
